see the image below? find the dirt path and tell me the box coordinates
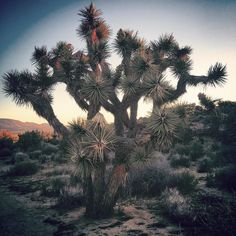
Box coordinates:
[0,187,55,236]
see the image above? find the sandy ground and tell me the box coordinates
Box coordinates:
[0,187,55,236]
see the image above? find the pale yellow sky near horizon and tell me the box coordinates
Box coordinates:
[0,0,235,125]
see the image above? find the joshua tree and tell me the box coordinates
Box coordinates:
[2,3,227,217]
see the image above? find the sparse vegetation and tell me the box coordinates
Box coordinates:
[16,131,42,151]
[170,154,191,168]
[197,157,213,173]
[6,161,39,176]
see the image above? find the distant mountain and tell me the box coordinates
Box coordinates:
[0,118,54,134]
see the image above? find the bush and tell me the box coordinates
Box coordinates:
[56,186,84,209]
[29,150,42,159]
[197,158,213,173]
[171,171,198,195]
[39,154,52,163]
[170,155,191,168]
[0,137,14,158]
[0,136,14,149]
[42,143,59,155]
[13,152,29,164]
[159,190,236,235]
[7,161,39,176]
[127,156,173,197]
[17,131,42,151]
[207,165,236,192]
[174,144,190,156]
[0,148,12,158]
[159,188,191,222]
[41,177,67,197]
[189,191,236,236]
[189,140,204,160]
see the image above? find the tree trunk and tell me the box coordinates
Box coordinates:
[93,162,106,217]
[87,103,101,120]
[128,98,138,137]
[83,174,94,217]
[32,101,69,137]
[114,112,124,136]
[100,164,127,217]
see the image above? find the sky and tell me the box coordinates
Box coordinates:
[0,0,236,124]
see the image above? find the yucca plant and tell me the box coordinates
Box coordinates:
[147,108,180,150]
[2,3,227,218]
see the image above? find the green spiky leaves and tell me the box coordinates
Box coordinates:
[146,108,180,150]
[82,127,116,162]
[188,63,227,87]
[152,34,177,53]
[68,119,116,165]
[80,74,112,105]
[143,73,172,103]
[120,75,140,98]
[78,3,110,40]
[171,59,192,77]
[114,29,142,59]
[206,63,227,87]
[32,46,49,64]
[132,55,158,77]
[198,93,216,111]
[3,70,37,106]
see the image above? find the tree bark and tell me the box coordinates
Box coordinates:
[83,174,94,217]
[100,164,127,217]
[128,98,138,137]
[93,162,106,217]
[32,101,68,137]
[114,112,124,136]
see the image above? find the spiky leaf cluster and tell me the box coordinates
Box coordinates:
[80,74,112,105]
[206,63,227,87]
[114,29,142,58]
[143,73,172,103]
[120,75,140,98]
[146,108,180,149]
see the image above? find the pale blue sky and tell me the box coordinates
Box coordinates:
[0,0,235,124]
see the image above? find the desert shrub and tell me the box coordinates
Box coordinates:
[197,157,213,173]
[127,155,173,197]
[174,144,190,156]
[0,148,12,158]
[189,191,236,236]
[45,166,72,177]
[177,126,193,145]
[47,134,60,145]
[41,177,67,197]
[0,136,14,149]
[170,154,191,168]
[0,137,14,158]
[189,139,204,161]
[7,161,39,176]
[38,154,52,163]
[56,186,84,209]
[13,152,29,163]
[17,131,42,151]
[159,188,191,223]
[171,171,198,195]
[42,143,59,155]
[207,165,236,192]
[211,142,221,151]
[50,152,67,163]
[29,150,42,159]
